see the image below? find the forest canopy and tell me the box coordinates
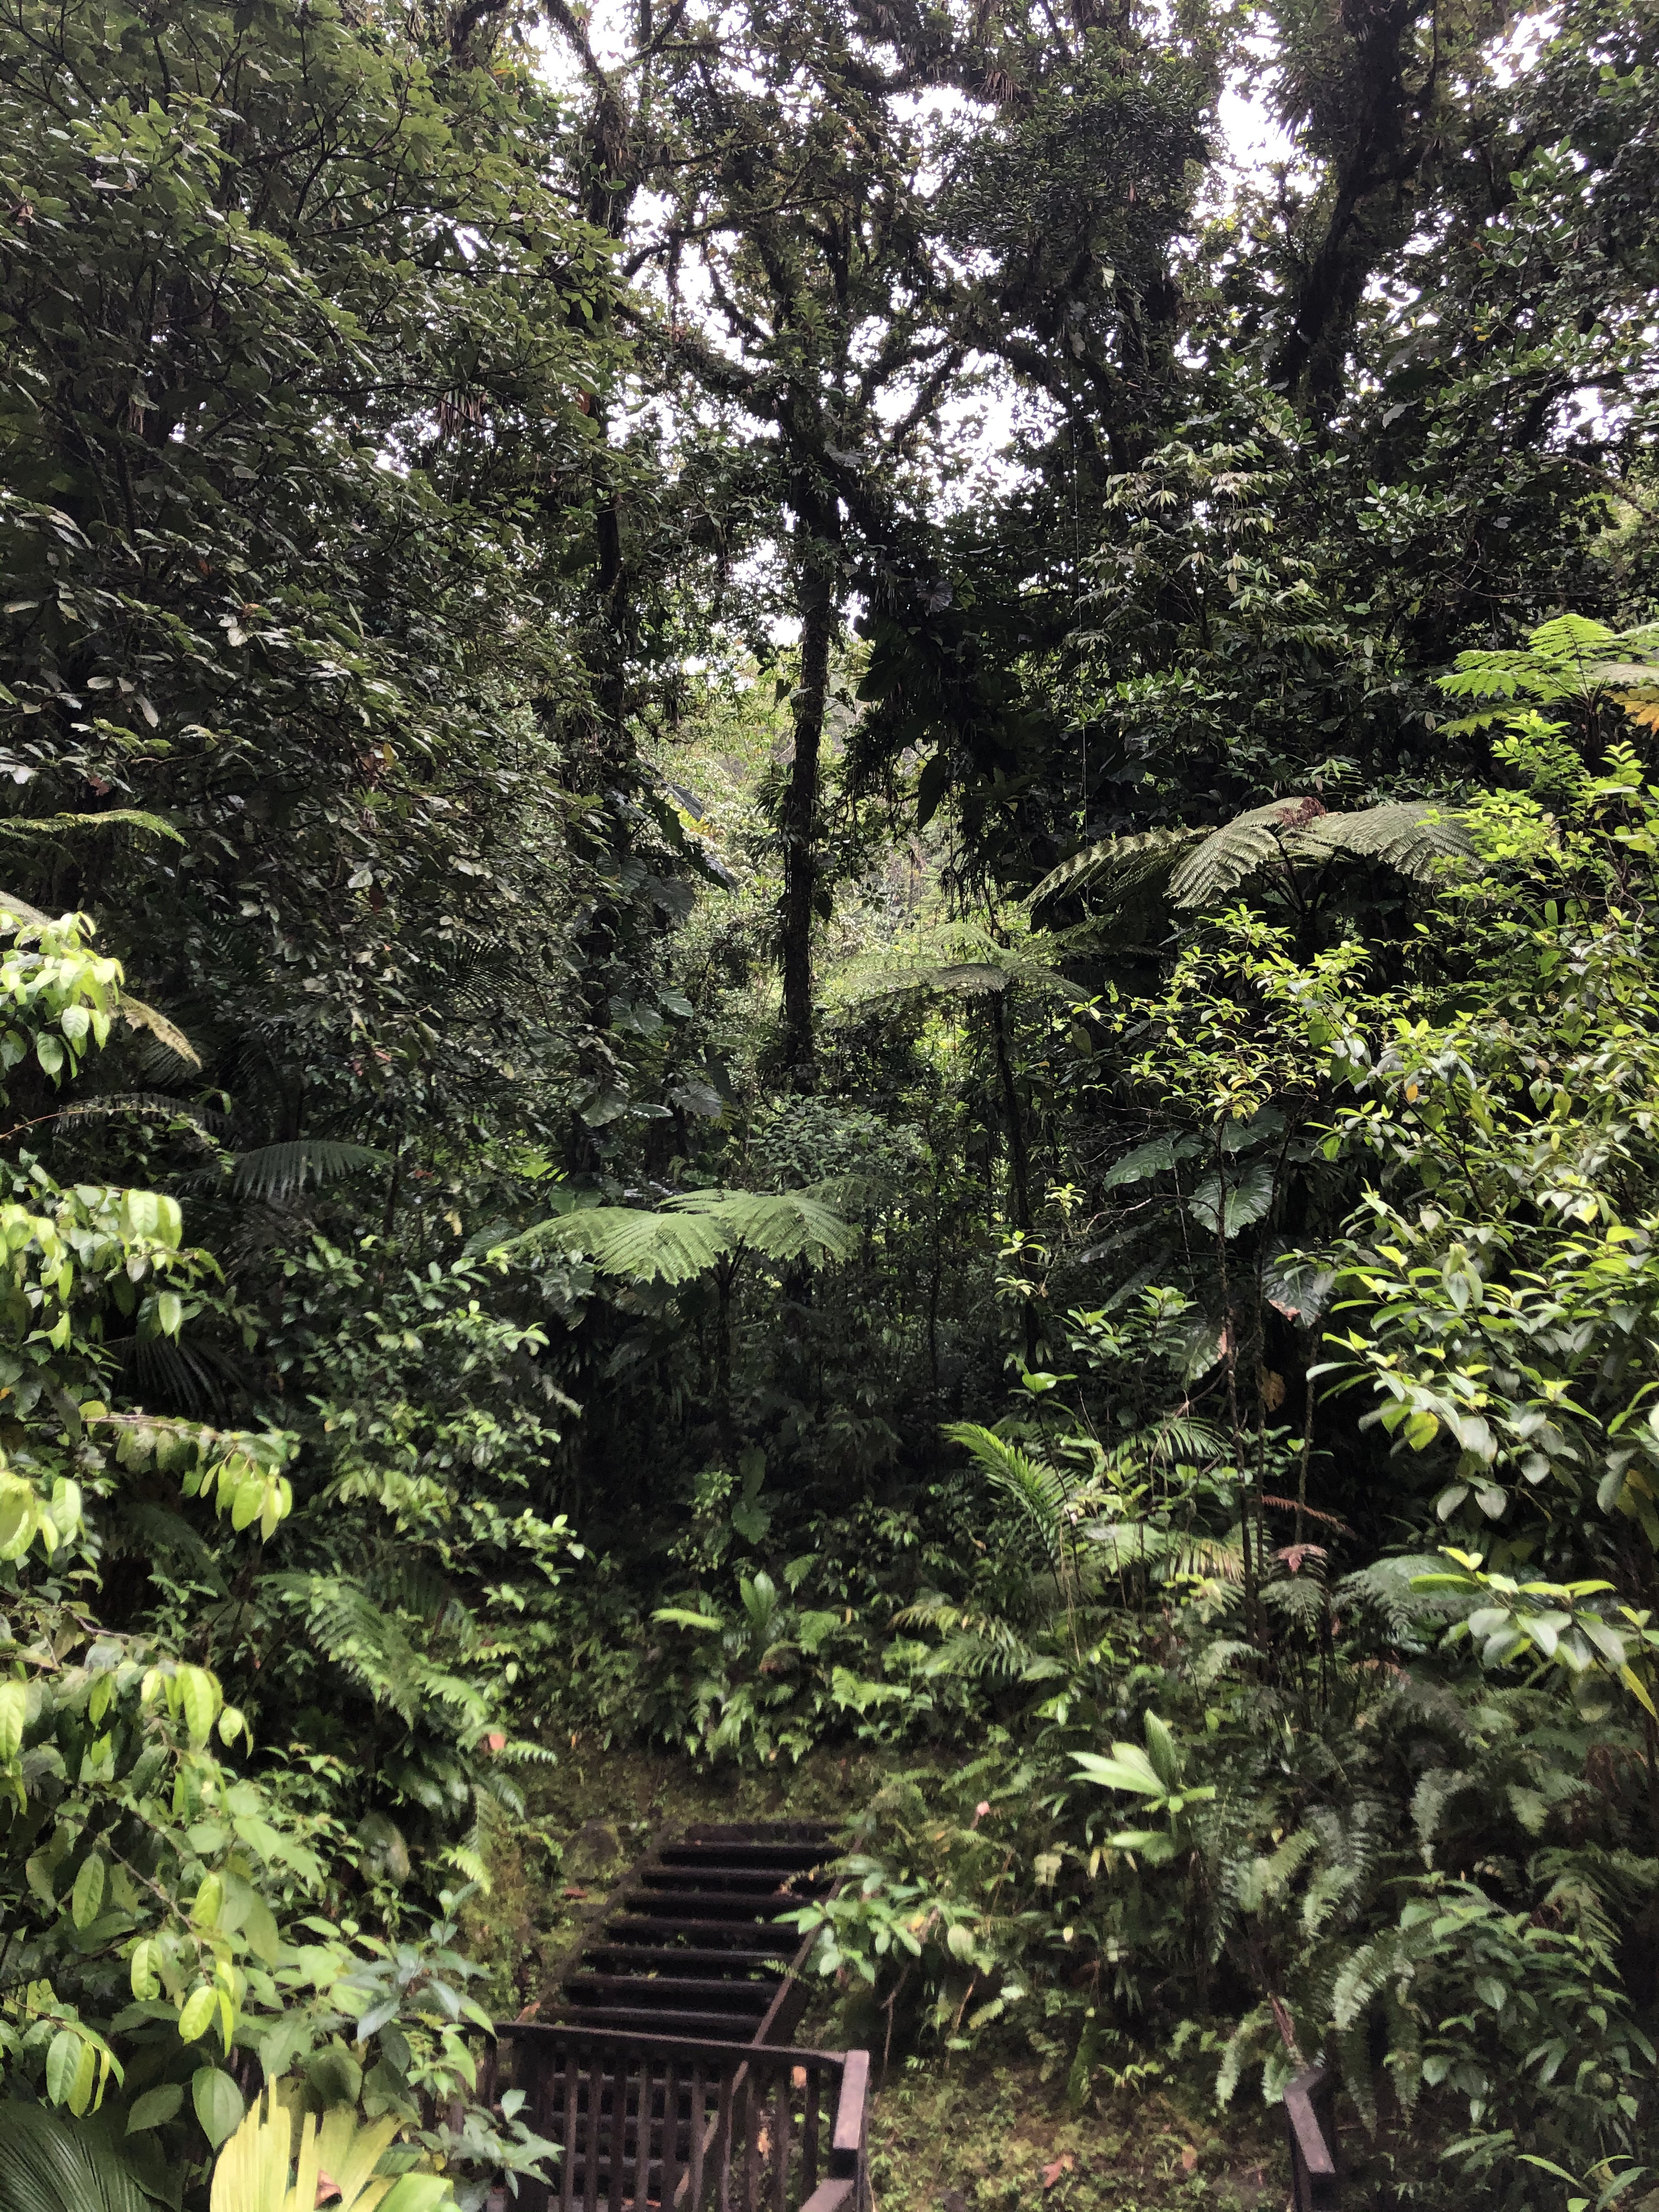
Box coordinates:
[0,0,1658,2203]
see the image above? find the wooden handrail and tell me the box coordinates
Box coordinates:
[1284,2062,1339,2211]
[496,2022,848,2072]
[799,2184,855,2212]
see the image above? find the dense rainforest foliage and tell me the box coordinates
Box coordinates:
[0,0,1658,2201]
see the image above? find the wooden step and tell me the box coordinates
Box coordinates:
[578,1944,787,1974]
[566,1974,773,2006]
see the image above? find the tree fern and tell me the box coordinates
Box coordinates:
[505,1187,856,1284]
[1038,798,1471,921]
[827,915,1090,1015]
[1291,800,1470,879]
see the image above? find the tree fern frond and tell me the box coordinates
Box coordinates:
[507,1188,856,1284]
[1166,798,1324,907]
[1291,800,1470,879]
[1031,827,1201,911]
[0,807,183,845]
[509,1205,731,1283]
[1049,799,1471,921]
[670,1188,860,1266]
[231,1139,385,1203]
[119,997,202,1069]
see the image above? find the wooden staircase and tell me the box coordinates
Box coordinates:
[488,1820,868,2212]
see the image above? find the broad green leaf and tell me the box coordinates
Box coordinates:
[179,1667,218,1747]
[192,2067,245,2149]
[1073,1745,1165,1796]
[179,1983,218,2044]
[129,1939,161,2001]
[71,1851,106,1930]
[0,1678,26,1759]
[128,2082,185,2132]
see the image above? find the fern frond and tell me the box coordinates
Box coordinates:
[1292,800,1470,880]
[231,1139,385,1203]
[509,1204,730,1283]
[119,997,202,1069]
[891,1594,1038,1679]
[0,807,182,844]
[1166,799,1322,908]
[1031,826,1201,911]
[670,1188,860,1266]
[507,1187,856,1284]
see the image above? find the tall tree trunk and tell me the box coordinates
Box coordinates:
[780,539,836,1082]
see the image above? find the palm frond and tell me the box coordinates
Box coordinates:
[0,2103,160,2211]
[943,1420,1070,1570]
